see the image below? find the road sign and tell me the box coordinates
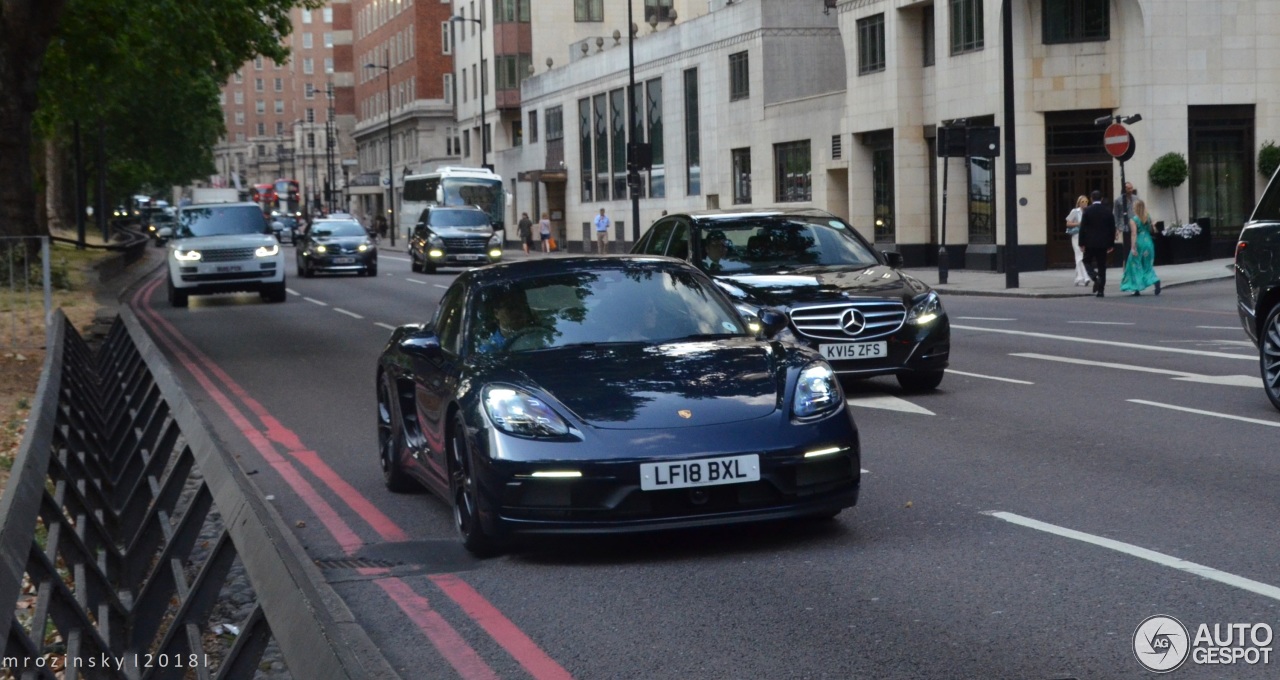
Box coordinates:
[1104,123,1131,157]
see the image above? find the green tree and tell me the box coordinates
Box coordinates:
[1148,152,1188,225]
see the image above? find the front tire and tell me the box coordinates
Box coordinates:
[897,370,944,393]
[449,413,502,557]
[377,373,420,493]
[1261,304,1280,412]
[261,279,287,303]
[410,254,423,273]
[168,278,189,308]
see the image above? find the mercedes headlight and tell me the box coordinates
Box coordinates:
[255,243,280,257]
[358,243,371,252]
[484,386,570,438]
[487,232,503,247]
[906,291,942,325]
[174,248,202,262]
[793,362,842,418]
[315,244,327,253]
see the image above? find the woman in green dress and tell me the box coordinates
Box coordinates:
[1120,199,1162,296]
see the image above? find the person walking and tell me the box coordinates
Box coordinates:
[1113,181,1137,266]
[1065,195,1090,287]
[1119,199,1162,296]
[1078,190,1115,297]
[517,212,533,255]
[593,207,611,254]
[539,212,552,252]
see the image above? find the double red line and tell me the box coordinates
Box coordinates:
[131,276,572,680]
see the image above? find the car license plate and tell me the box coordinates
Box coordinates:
[215,265,242,273]
[820,341,887,360]
[334,257,355,264]
[639,454,760,491]
[456,254,485,261]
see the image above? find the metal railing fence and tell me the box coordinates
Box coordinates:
[0,236,52,350]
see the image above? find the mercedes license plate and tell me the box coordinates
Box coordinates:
[820,341,887,360]
[639,454,760,491]
[456,254,485,261]
[334,257,355,264]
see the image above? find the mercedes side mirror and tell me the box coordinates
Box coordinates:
[758,308,788,338]
[882,251,903,269]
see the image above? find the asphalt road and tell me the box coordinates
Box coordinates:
[129,250,1280,680]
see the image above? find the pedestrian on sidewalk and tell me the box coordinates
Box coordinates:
[1079,190,1115,297]
[1114,182,1138,266]
[1120,199,1162,296]
[539,212,552,252]
[1065,195,1090,287]
[517,212,533,255]
[593,208,611,254]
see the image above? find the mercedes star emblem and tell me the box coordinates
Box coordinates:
[839,308,866,336]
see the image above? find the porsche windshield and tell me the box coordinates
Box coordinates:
[177,206,268,238]
[470,266,746,354]
[694,217,880,273]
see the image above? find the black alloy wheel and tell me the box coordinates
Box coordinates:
[410,253,423,273]
[168,278,189,308]
[1262,305,1280,412]
[897,370,944,393]
[377,373,419,492]
[449,413,501,556]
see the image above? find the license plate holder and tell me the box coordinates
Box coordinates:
[639,454,760,491]
[819,341,887,360]
[215,265,243,273]
[333,257,355,264]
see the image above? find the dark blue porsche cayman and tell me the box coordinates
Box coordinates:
[376,256,860,555]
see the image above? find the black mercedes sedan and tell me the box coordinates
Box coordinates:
[376,256,860,555]
[296,218,378,277]
[632,208,950,392]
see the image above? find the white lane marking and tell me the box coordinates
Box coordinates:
[1197,325,1241,330]
[404,278,429,285]
[375,322,397,331]
[1128,399,1280,428]
[1012,353,1262,388]
[845,395,935,415]
[956,317,1016,321]
[860,469,870,474]
[303,297,328,306]
[945,369,1034,385]
[334,308,364,319]
[435,284,449,289]
[987,511,1280,603]
[1067,321,1134,325]
[286,288,301,296]
[380,255,411,263]
[953,324,1254,361]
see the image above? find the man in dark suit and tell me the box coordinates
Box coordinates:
[1078,190,1115,297]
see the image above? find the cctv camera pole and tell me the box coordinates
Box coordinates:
[938,133,950,285]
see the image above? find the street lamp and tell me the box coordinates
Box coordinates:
[365,51,396,246]
[450,14,487,170]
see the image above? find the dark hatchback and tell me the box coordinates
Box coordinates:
[632,208,950,392]
[1235,171,1280,411]
[296,218,378,277]
[376,256,860,555]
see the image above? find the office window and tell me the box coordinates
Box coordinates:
[254,57,263,70]
[219,92,226,105]
[496,55,532,90]
[234,72,243,83]
[647,78,664,198]
[324,32,333,48]
[304,33,313,49]
[325,58,333,74]
[444,73,454,104]
[274,100,283,114]
[274,77,283,91]
[683,68,700,196]
[234,91,244,105]
[409,25,414,57]
[865,132,895,242]
[512,120,523,147]
[578,99,592,201]
[923,8,935,67]
[464,130,471,158]
[235,112,245,125]
[547,105,564,142]
[611,89,626,200]
[305,83,315,99]
[950,0,984,54]
[306,108,315,123]
[729,51,749,101]
[495,0,531,23]
[303,58,314,75]
[481,59,488,96]
[1043,0,1108,43]
[528,110,538,143]
[255,78,263,92]
[302,9,312,23]
[858,14,886,74]
[276,121,284,135]
[323,7,332,22]
[644,0,674,23]
[774,140,811,203]
[732,148,751,204]
[256,122,265,136]
[442,22,452,54]
[574,0,603,22]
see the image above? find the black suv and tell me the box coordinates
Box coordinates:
[632,208,950,392]
[1235,172,1280,411]
[408,206,502,273]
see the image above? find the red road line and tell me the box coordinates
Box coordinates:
[376,578,500,680]
[429,574,574,680]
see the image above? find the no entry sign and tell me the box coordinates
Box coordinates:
[1104,123,1131,158]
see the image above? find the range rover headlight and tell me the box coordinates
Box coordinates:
[793,362,842,418]
[906,291,943,325]
[484,386,570,438]
[174,248,202,262]
[255,243,280,257]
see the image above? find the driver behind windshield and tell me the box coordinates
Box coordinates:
[475,287,538,354]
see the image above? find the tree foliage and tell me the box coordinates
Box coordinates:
[1259,141,1280,181]
[1147,152,1188,190]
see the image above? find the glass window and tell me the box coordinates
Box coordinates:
[275,100,284,113]
[774,140,811,203]
[858,14,886,75]
[528,110,538,143]
[442,22,452,54]
[594,94,609,203]
[444,73,454,105]
[647,78,664,198]
[732,148,752,205]
[729,51,749,101]
[1042,0,1109,44]
[274,77,283,91]
[684,68,700,196]
[692,216,881,274]
[547,106,564,141]
[234,91,243,105]
[574,0,603,21]
[324,32,333,48]
[923,8,935,67]
[435,282,467,355]
[579,99,592,202]
[968,157,996,243]
[323,7,333,22]
[303,33,313,49]
[871,142,895,243]
[950,0,984,54]
[254,57,264,70]
[303,58,314,75]
[638,219,676,255]
[302,9,313,24]
[644,0,674,23]
[255,78,263,92]
[255,100,265,113]
[611,89,627,200]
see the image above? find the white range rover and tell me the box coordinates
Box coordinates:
[165,202,287,307]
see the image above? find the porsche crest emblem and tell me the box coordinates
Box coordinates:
[677,409,693,419]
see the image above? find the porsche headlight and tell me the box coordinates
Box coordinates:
[174,248,202,262]
[906,291,943,326]
[793,362,841,418]
[255,243,280,257]
[484,387,570,438]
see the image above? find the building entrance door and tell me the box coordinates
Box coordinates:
[1045,111,1115,268]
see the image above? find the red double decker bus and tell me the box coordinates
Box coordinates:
[273,179,301,215]
[249,183,278,209]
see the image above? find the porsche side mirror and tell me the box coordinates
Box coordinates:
[758,308,788,337]
[400,332,442,358]
[882,251,903,269]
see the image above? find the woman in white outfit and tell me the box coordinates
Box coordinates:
[1066,195,1091,286]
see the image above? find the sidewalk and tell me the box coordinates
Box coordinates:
[376,237,1234,299]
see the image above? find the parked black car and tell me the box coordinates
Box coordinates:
[632,208,950,392]
[408,205,502,273]
[296,218,378,277]
[1235,172,1280,411]
[376,256,861,555]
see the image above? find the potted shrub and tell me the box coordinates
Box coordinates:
[1148,152,1188,224]
[1259,140,1280,182]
